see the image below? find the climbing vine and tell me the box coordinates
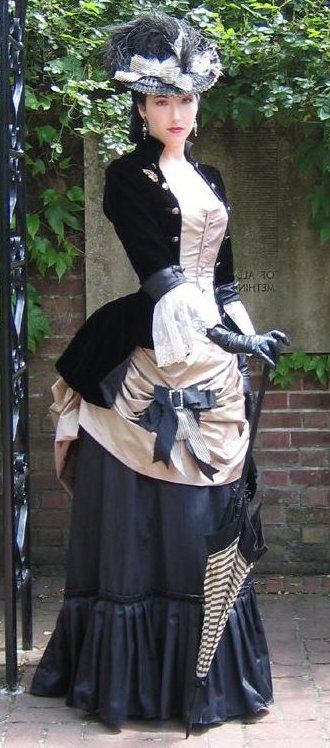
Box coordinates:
[270,350,330,388]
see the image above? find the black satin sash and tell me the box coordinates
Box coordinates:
[139,385,218,480]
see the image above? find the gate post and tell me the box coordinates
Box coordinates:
[0,0,32,691]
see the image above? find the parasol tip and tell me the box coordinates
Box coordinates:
[185,678,206,738]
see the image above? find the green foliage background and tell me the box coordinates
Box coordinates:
[25,0,329,385]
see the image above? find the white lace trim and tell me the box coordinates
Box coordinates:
[153,283,220,367]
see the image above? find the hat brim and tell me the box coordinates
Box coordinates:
[122,71,222,96]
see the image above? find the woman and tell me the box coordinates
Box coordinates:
[31,12,288,730]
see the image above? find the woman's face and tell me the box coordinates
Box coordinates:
[138,94,198,147]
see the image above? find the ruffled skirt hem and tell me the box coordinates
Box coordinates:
[31,585,272,728]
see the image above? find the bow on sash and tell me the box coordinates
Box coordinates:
[113,52,215,92]
[139,385,218,480]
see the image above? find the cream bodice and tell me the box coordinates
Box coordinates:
[151,164,228,367]
[163,159,228,289]
[180,203,228,306]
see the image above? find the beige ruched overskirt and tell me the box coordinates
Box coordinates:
[78,337,249,486]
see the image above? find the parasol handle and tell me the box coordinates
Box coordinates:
[236,363,271,505]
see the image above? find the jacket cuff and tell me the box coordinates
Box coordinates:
[142,265,186,302]
[214,280,240,309]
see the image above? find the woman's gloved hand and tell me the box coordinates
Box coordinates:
[206,325,290,368]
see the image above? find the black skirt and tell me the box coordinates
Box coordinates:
[31,428,272,727]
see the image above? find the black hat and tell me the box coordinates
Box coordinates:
[103,12,222,96]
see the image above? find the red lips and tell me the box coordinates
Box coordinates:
[168,127,184,133]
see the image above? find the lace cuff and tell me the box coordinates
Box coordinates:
[152,283,220,367]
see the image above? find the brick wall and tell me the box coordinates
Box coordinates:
[252,365,330,574]
[29,265,85,574]
[28,276,330,576]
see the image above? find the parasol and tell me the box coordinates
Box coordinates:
[185,363,271,737]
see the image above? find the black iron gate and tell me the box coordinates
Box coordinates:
[0,0,33,690]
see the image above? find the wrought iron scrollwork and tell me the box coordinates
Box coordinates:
[0,0,32,691]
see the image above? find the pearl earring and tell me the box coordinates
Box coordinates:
[193,119,198,137]
[142,119,149,139]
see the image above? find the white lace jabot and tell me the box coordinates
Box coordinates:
[152,165,228,367]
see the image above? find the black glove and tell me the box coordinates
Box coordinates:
[207,325,290,368]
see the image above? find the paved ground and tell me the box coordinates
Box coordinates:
[0,583,330,747]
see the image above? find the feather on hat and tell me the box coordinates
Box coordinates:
[103,12,222,96]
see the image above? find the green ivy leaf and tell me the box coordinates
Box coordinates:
[315,359,326,383]
[61,211,81,230]
[54,252,73,280]
[59,112,70,126]
[44,194,82,238]
[26,89,51,112]
[59,157,72,171]
[27,283,51,353]
[45,56,84,79]
[67,185,85,203]
[25,87,40,111]
[232,95,256,127]
[27,213,40,239]
[51,142,63,155]
[42,189,58,206]
[28,236,54,275]
[45,206,65,239]
[319,106,330,121]
[35,125,59,145]
[31,158,46,176]
[271,351,330,388]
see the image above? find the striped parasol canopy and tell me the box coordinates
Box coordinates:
[196,505,263,680]
[185,364,270,738]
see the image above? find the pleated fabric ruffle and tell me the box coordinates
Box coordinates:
[31,585,272,727]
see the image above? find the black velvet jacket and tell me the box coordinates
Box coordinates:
[56,135,239,406]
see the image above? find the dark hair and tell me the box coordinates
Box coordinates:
[129,91,147,143]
